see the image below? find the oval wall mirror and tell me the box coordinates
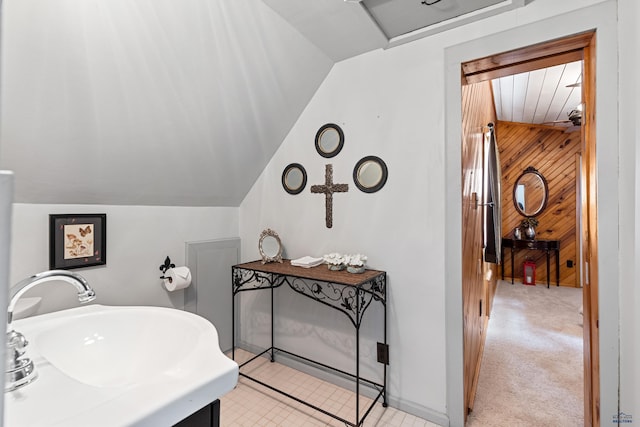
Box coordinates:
[282,163,307,195]
[259,228,283,264]
[513,166,548,217]
[353,156,388,193]
[315,123,344,158]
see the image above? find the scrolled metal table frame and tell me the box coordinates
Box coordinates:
[231,260,387,427]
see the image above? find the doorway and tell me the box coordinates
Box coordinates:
[460,32,598,425]
[445,4,619,427]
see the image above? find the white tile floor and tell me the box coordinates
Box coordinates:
[221,349,438,427]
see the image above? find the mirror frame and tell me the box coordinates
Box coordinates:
[259,228,283,264]
[513,166,548,217]
[281,163,307,195]
[353,156,388,193]
[315,123,344,158]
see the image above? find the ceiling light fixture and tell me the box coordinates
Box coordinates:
[343,0,362,3]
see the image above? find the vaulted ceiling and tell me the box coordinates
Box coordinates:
[0,0,526,206]
[1,0,334,206]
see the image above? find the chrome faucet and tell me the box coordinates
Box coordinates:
[5,270,96,392]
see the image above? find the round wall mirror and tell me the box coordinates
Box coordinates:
[259,229,283,264]
[353,156,388,193]
[315,123,344,158]
[282,163,307,195]
[513,166,548,217]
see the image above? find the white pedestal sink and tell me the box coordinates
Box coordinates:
[4,304,238,427]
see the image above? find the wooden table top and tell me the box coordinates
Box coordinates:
[234,259,385,287]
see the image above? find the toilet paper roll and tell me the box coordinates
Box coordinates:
[163,266,192,291]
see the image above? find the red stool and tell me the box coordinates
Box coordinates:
[523,260,536,285]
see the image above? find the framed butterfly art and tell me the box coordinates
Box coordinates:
[49,213,106,270]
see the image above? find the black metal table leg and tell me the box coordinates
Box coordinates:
[232,272,235,361]
[510,247,515,284]
[546,250,551,288]
[356,289,361,427]
[271,286,275,362]
[501,247,505,281]
[556,248,560,286]
[383,273,388,407]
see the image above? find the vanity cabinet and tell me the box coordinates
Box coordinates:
[173,400,220,427]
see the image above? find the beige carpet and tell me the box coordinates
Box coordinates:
[466,280,584,427]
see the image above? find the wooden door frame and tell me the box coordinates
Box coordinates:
[444,4,619,426]
[581,34,599,426]
[459,30,598,425]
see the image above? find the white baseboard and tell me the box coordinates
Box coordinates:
[235,341,449,426]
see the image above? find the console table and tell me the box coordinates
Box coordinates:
[501,238,560,288]
[231,260,387,427]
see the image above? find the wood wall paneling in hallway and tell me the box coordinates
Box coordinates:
[498,121,582,287]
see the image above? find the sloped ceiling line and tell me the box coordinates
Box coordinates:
[0,0,334,206]
[1,0,529,206]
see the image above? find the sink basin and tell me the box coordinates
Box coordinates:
[35,306,205,388]
[5,304,238,427]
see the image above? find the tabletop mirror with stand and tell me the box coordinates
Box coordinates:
[258,229,283,264]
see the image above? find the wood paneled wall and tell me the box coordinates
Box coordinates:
[497,121,582,287]
[461,80,497,416]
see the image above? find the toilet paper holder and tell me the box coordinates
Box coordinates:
[159,256,175,280]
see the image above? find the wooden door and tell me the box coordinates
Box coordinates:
[461,80,496,416]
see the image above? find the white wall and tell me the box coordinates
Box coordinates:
[240,39,449,422]
[239,0,627,425]
[9,204,238,316]
[618,0,640,418]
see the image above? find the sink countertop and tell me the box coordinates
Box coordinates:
[4,304,238,427]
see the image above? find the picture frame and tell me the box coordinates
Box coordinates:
[49,214,107,270]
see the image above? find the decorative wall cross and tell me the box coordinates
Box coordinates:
[311,164,348,228]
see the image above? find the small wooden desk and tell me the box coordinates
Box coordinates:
[501,238,560,288]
